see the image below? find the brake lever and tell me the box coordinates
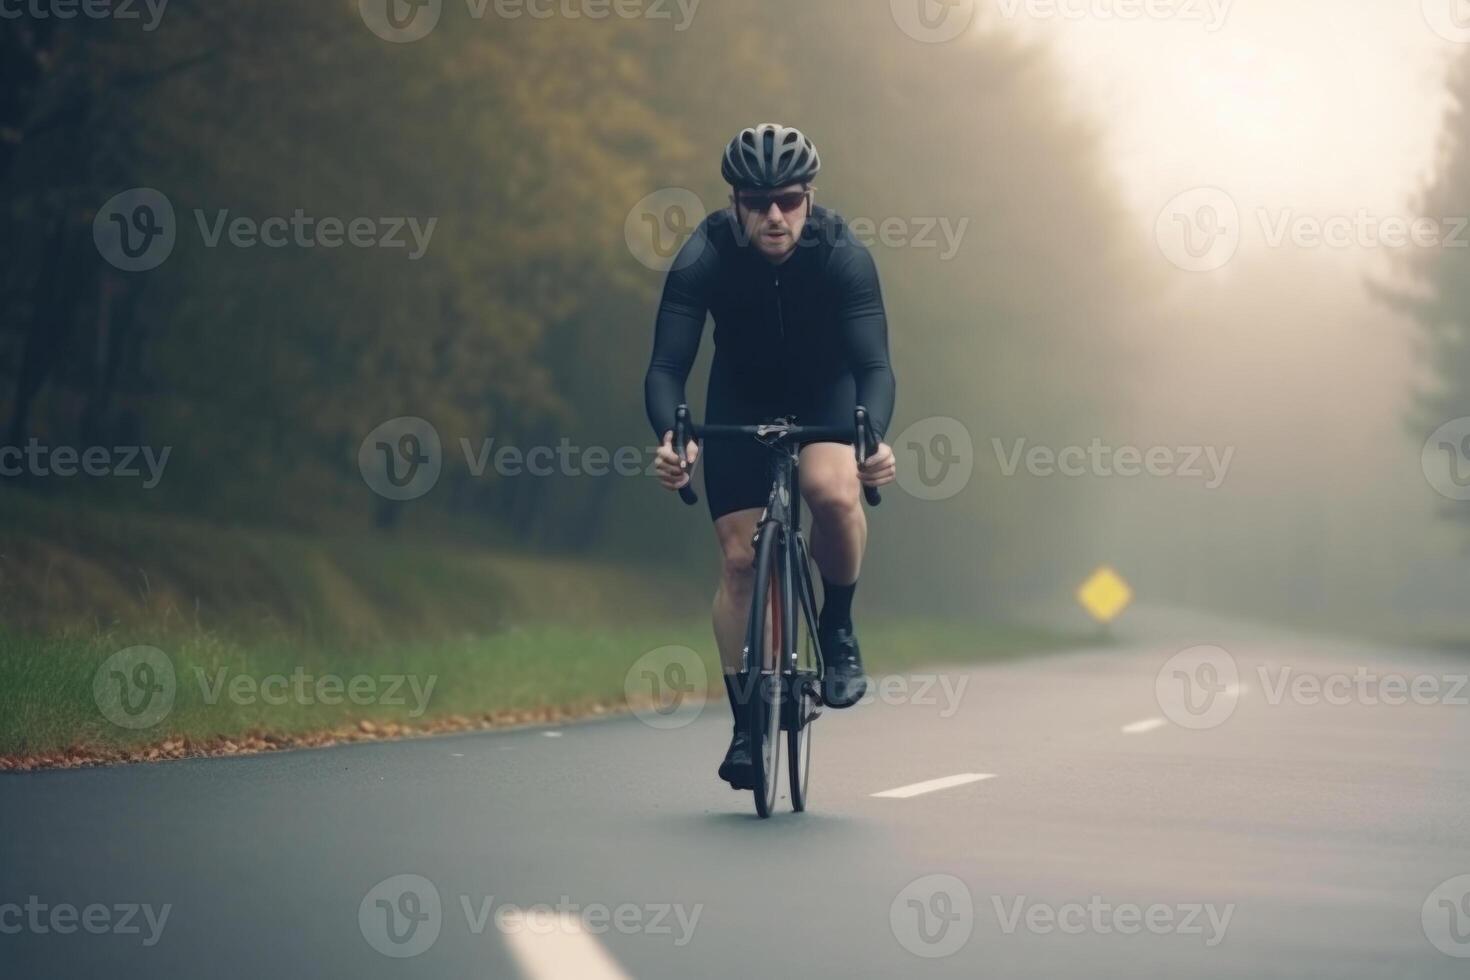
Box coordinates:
[855,406,881,507]
[674,404,699,506]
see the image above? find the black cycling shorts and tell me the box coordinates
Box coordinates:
[700,364,857,521]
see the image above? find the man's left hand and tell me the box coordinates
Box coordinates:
[858,441,896,488]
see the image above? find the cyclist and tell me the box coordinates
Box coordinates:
[644,123,897,790]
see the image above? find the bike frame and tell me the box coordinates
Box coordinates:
[672,405,879,687]
[742,425,824,681]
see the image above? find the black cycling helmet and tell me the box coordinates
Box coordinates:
[720,123,821,189]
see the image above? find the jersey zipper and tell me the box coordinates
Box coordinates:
[773,270,791,397]
[773,271,786,343]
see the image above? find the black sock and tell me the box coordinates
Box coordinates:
[723,673,744,731]
[819,578,856,632]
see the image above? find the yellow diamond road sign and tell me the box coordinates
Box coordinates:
[1077,566,1133,625]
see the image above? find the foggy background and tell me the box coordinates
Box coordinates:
[4,0,1468,644]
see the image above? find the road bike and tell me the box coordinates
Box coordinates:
[672,403,881,817]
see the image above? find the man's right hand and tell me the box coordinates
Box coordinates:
[655,431,700,492]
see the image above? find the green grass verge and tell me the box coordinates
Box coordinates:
[0,490,704,642]
[0,619,1082,759]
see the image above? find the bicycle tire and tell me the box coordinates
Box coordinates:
[788,534,820,811]
[747,522,783,818]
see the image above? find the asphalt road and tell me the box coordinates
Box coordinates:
[6,611,1470,978]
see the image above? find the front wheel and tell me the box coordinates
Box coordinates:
[788,531,822,812]
[746,523,784,818]
[754,671,783,817]
[788,673,817,811]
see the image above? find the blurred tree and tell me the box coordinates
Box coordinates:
[1376,48,1470,528]
[1,1,1150,619]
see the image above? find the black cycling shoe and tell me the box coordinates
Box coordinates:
[717,730,756,790]
[820,626,868,708]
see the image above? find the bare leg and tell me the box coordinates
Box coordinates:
[799,443,866,589]
[712,508,765,674]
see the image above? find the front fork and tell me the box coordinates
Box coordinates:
[740,520,824,727]
[741,519,787,676]
[741,449,822,718]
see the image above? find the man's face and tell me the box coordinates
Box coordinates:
[732,183,811,261]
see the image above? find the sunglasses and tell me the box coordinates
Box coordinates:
[735,190,810,215]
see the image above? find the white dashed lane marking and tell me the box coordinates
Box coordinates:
[871,773,996,799]
[501,911,633,980]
